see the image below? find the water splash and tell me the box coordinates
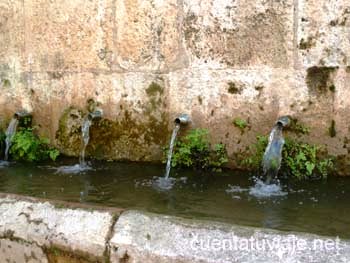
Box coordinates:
[55,164,93,174]
[154,176,177,191]
[0,160,9,167]
[249,178,287,198]
[4,117,19,161]
[226,185,249,194]
[79,116,92,167]
[227,176,287,199]
[164,123,181,179]
[262,123,285,184]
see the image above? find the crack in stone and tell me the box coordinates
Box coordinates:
[103,213,120,263]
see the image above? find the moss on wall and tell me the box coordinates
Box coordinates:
[306,67,337,94]
[55,82,169,161]
[55,107,84,156]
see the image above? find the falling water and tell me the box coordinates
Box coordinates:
[262,123,285,184]
[4,117,19,161]
[164,123,181,179]
[79,116,92,167]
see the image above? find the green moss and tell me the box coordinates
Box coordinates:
[87,107,168,161]
[56,107,84,155]
[2,79,11,87]
[57,82,169,161]
[329,120,336,137]
[329,84,336,92]
[306,67,337,94]
[146,82,163,96]
[299,37,314,50]
[227,81,241,94]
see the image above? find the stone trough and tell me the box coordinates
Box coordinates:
[0,194,349,263]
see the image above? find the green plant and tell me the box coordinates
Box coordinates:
[242,135,268,168]
[283,138,333,179]
[244,136,334,179]
[233,118,248,131]
[10,128,60,162]
[168,128,228,171]
[287,119,310,135]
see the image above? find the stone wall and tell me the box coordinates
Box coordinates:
[0,0,349,165]
[0,194,349,263]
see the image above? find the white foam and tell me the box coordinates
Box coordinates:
[249,179,287,198]
[153,176,176,191]
[54,164,93,174]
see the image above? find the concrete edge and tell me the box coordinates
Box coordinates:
[1,193,350,263]
[0,193,120,262]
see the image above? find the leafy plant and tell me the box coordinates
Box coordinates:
[10,128,60,162]
[233,118,248,132]
[244,135,334,179]
[284,138,334,178]
[168,128,228,172]
[287,118,310,135]
[242,135,268,168]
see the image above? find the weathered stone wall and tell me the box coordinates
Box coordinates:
[1,194,350,263]
[0,0,349,165]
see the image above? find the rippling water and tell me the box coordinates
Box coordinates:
[0,158,349,239]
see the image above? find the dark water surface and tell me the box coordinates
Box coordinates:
[0,159,349,239]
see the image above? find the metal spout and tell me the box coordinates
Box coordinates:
[174,114,190,125]
[276,115,290,128]
[14,110,31,119]
[88,109,103,121]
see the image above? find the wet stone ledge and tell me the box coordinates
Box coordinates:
[110,211,350,263]
[0,195,350,263]
[0,195,115,262]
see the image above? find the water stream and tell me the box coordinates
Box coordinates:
[4,117,19,161]
[164,123,181,179]
[262,123,285,184]
[80,116,92,167]
[55,116,93,174]
[156,123,181,190]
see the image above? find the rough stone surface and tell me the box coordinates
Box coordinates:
[110,210,350,263]
[183,0,295,69]
[0,238,48,263]
[24,0,114,72]
[298,0,350,67]
[0,197,113,261]
[0,0,350,168]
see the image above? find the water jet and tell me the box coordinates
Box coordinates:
[79,109,103,166]
[262,116,290,184]
[163,114,191,182]
[4,110,32,161]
